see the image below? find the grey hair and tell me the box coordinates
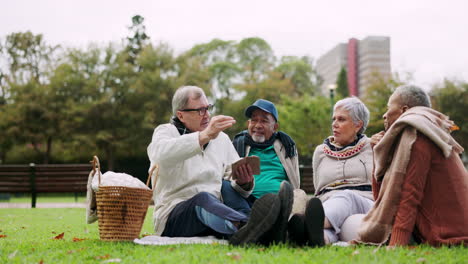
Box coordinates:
[393,85,432,108]
[334,97,370,135]
[172,86,205,117]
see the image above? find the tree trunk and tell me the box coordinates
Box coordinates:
[106,145,115,171]
[43,137,52,164]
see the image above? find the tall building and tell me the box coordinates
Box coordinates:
[316,36,391,97]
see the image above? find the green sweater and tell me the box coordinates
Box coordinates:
[249,145,287,199]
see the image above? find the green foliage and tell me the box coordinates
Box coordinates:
[1,17,465,169]
[277,95,331,163]
[236,37,275,83]
[336,67,348,97]
[0,208,466,264]
[430,79,468,149]
[276,56,320,96]
[361,73,403,136]
[125,15,150,66]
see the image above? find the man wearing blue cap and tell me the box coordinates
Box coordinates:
[225,99,300,245]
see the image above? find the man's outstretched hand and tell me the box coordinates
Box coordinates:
[199,115,236,146]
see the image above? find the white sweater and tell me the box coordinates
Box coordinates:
[147,124,241,235]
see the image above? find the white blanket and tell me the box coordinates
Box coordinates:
[91,171,150,191]
[134,236,228,245]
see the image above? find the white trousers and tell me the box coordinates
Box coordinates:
[322,190,374,243]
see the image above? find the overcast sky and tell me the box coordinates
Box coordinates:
[2,0,467,88]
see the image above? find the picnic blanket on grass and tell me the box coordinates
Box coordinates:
[134,235,228,245]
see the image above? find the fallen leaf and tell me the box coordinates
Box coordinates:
[53,232,65,240]
[21,226,27,229]
[141,232,151,237]
[51,231,56,234]
[167,247,175,252]
[96,254,111,260]
[416,258,426,263]
[257,248,266,252]
[0,235,7,238]
[8,250,18,259]
[38,260,44,264]
[226,252,242,260]
[102,258,122,263]
[72,237,86,242]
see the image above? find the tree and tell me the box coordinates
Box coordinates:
[236,37,275,83]
[336,67,348,98]
[125,15,150,66]
[361,73,403,136]
[0,32,61,163]
[430,79,468,149]
[276,95,331,164]
[1,31,59,84]
[276,56,320,96]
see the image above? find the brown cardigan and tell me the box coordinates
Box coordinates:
[380,133,468,246]
[358,107,467,246]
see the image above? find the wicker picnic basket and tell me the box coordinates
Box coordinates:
[91,156,156,241]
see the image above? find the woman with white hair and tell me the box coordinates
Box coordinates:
[288,97,374,246]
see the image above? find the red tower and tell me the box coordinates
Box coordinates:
[347,38,359,96]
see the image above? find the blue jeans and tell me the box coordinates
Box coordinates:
[162,192,248,238]
[221,180,255,217]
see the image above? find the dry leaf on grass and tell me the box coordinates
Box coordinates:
[72,237,86,242]
[416,258,426,263]
[0,235,7,238]
[53,232,65,240]
[226,252,242,260]
[96,254,111,260]
[38,260,44,264]
[67,247,87,254]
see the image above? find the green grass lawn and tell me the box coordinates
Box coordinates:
[0,207,466,264]
[3,194,86,204]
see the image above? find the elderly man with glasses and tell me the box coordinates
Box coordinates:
[147,86,284,245]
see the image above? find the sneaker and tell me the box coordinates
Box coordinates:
[304,197,325,247]
[229,193,280,246]
[287,213,307,246]
[260,181,294,245]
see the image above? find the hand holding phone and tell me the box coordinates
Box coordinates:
[232,156,260,178]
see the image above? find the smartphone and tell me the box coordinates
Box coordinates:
[231,155,260,176]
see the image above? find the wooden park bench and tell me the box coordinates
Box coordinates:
[299,166,315,194]
[0,163,92,208]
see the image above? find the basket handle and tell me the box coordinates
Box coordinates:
[90,155,103,186]
[147,164,159,190]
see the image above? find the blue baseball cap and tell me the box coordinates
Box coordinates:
[245,99,278,122]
